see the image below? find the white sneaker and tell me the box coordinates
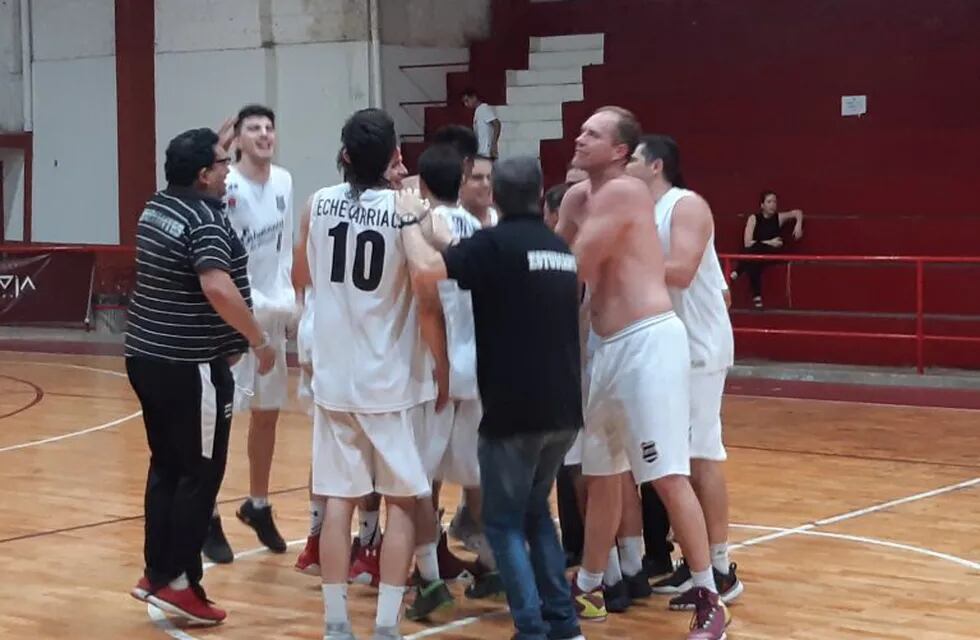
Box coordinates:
[324,621,357,640]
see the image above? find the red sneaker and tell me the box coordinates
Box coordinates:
[294,534,321,576]
[147,585,226,625]
[130,576,153,602]
[437,531,476,582]
[349,538,381,587]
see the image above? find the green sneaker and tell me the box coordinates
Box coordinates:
[404,578,454,622]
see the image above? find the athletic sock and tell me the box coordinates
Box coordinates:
[322,583,350,625]
[618,536,644,577]
[169,573,189,590]
[710,542,731,575]
[691,566,718,594]
[376,583,406,628]
[576,568,603,593]
[603,547,623,586]
[250,496,269,509]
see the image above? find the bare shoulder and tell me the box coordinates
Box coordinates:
[594,175,654,211]
[558,180,590,222]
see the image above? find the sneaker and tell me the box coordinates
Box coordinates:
[644,553,675,579]
[295,534,321,576]
[686,588,731,640]
[463,568,505,600]
[715,563,744,604]
[349,539,381,587]
[603,579,631,613]
[670,564,744,610]
[571,576,607,623]
[147,584,226,625]
[652,558,691,594]
[324,621,358,640]
[437,531,475,582]
[371,626,403,640]
[405,576,455,622]
[236,499,287,553]
[130,575,153,602]
[625,569,653,600]
[202,515,234,564]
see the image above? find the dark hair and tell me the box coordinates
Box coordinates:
[760,190,777,206]
[431,125,478,161]
[235,104,275,132]
[418,145,463,203]
[492,156,542,219]
[637,134,686,188]
[462,87,478,98]
[594,106,641,158]
[164,128,219,187]
[339,108,396,193]
[544,183,570,214]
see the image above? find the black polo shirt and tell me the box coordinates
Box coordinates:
[443,213,582,439]
[125,187,251,362]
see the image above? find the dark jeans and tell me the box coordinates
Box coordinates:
[127,357,234,588]
[479,429,581,640]
[734,243,780,298]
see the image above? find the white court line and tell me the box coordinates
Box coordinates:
[0,360,141,453]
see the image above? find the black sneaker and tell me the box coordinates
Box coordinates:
[651,558,691,594]
[624,569,652,599]
[643,553,675,579]
[715,562,744,604]
[603,579,631,613]
[236,499,287,553]
[464,569,506,601]
[202,515,234,564]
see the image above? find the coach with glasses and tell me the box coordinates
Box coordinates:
[125,127,274,626]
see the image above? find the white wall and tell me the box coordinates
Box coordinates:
[1,149,25,241]
[382,45,469,140]
[379,0,489,47]
[30,0,119,244]
[0,0,25,131]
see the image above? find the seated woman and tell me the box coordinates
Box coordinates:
[731,190,803,308]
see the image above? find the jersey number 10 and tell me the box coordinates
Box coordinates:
[328,222,385,291]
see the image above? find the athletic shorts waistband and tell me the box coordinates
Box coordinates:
[600,310,678,345]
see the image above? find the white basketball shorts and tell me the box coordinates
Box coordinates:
[312,403,430,498]
[582,312,691,484]
[689,369,728,461]
[231,331,288,412]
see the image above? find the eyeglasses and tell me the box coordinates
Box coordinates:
[213,157,232,166]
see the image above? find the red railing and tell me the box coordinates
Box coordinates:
[718,253,980,373]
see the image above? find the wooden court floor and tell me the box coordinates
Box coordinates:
[0,351,977,639]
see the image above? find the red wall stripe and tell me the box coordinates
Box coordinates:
[114,0,155,245]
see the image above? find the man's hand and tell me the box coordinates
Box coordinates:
[792,224,804,240]
[396,188,430,220]
[217,115,237,152]
[252,332,276,375]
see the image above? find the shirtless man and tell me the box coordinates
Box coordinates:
[557,107,728,640]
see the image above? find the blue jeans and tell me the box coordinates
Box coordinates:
[479,429,581,640]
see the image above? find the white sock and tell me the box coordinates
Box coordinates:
[376,583,406,628]
[710,542,730,574]
[168,573,189,590]
[618,536,644,577]
[576,568,603,593]
[468,533,497,571]
[359,510,381,547]
[603,547,623,586]
[322,583,350,625]
[415,542,440,582]
[310,498,326,537]
[250,496,269,509]
[691,566,718,594]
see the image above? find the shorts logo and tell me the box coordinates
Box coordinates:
[641,440,658,464]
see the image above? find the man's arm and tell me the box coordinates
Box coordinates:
[779,208,804,239]
[292,195,314,291]
[573,180,646,283]
[489,119,501,158]
[665,195,714,289]
[555,181,588,245]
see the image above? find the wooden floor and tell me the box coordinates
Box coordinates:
[0,351,977,639]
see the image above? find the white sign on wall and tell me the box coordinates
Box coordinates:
[841,95,867,117]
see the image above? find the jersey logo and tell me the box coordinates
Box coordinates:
[276,195,286,211]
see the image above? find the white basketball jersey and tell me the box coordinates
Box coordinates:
[436,204,484,400]
[307,183,435,412]
[225,165,295,321]
[655,187,734,372]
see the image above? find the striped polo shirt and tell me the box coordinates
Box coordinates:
[125,187,251,362]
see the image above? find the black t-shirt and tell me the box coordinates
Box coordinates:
[752,212,782,243]
[442,214,583,439]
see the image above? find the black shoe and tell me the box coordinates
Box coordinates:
[643,553,674,579]
[624,568,652,599]
[651,558,691,594]
[202,515,234,564]
[236,499,287,553]
[603,579,631,613]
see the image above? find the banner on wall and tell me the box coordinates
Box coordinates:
[0,252,95,325]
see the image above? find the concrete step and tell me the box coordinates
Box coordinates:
[499,119,564,142]
[528,48,603,70]
[530,33,604,53]
[507,83,583,105]
[497,103,564,122]
[507,67,582,87]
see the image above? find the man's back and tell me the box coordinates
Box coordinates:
[307,182,435,412]
[563,176,672,336]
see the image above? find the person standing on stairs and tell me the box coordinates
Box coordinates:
[463,88,501,161]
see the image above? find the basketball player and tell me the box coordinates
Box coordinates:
[459,154,497,228]
[626,135,743,608]
[557,107,729,639]
[293,108,449,640]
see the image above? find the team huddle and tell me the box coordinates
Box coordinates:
[128,102,741,640]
